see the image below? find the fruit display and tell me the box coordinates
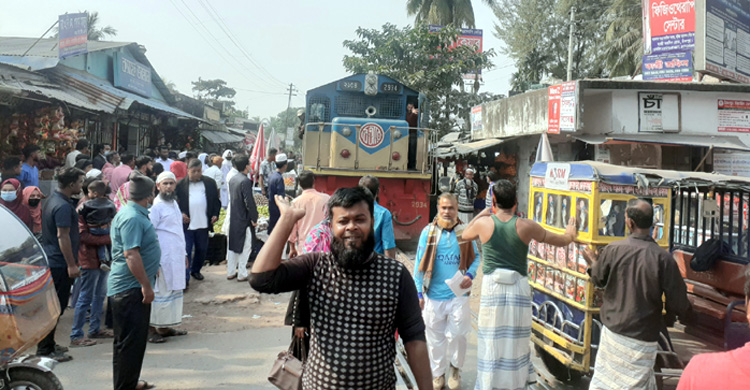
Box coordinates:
[0,105,82,159]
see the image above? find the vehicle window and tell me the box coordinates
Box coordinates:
[653,203,665,240]
[599,199,627,237]
[0,206,47,291]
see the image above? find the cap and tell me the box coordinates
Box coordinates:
[275,153,288,163]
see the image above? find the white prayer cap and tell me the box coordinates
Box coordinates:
[465,167,475,174]
[178,151,187,159]
[86,169,102,179]
[156,171,176,184]
[275,153,288,163]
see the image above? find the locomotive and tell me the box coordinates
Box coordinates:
[301,72,435,243]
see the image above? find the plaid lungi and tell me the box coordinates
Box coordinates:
[589,326,658,390]
[475,269,535,390]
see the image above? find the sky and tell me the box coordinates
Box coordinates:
[0,0,515,119]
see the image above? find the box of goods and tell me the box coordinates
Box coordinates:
[537,241,547,260]
[577,244,588,274]
[528,239,538,257]
[535,263,545,284]
[555,246,567,268]
[567,242,577,270]
[554,270,564,294]
[564,274,576,300]
[545,267,555,290]
[546,243,556,263]
[575,278,586,303]
[528,261,536,280]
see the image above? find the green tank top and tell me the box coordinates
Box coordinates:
[481,215,529,276]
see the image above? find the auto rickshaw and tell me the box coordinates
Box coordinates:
[0,204,62,389]
[527,161,676,382]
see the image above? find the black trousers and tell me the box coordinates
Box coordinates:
[111,288,151,390]
[37,267,71,355]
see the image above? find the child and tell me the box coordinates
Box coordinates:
[79,180,117,271]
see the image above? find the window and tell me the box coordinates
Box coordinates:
[0,206,46,291]
[599,199,627,237]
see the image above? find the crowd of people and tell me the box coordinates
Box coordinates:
[1,138,748,390]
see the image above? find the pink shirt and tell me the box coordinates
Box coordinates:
[109,165,133,198]
[288,189,330,252]
[677,342,750,390]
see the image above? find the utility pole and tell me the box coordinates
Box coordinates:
[566,7,576,82]
[285,83,298,128]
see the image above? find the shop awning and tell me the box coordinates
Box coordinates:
[574,134,750,152]
[433,138,505,157]
[201,130,244,144]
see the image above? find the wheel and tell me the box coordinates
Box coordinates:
[8,368,64,390]
[535,345,582,383]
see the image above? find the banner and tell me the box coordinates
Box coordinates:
[643,0,696,54]
[548,85,562,134]
[717,99,750,133]
[471,105,483,135]
[642,50,694,80]
[559,81,578,132]
[58,13,88,59]
[695,0,750,83]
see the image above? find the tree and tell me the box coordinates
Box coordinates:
[53,11,117,41]
[343,23,498,137]
[406,0,497,28]
[602,0,643,77]
[191,78,237,101]
[493,0,608,90]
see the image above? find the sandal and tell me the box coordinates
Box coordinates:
[136,379,156,389]
[159,328,188,337]
[88,329,114,339]
[148,333,166,344]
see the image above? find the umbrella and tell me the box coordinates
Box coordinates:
[535,132,554,162]
[250,123,266,180]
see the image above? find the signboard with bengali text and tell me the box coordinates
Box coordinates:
[113,52,152,98]
[548,85,562,134]
[695,0,750,83]
[717,99,750,132]
[643,0,696,54]
[58,13,88,59]
[429,25,483,78]
[643,50,694,80]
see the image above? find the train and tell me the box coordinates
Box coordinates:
[301,72,435,243]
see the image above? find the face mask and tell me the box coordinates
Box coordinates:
[28,198,41,207]
[1,191,17,202]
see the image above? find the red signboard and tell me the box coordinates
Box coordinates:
[548,85,562,134]
[644,0,696,54]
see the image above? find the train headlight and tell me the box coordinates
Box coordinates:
[393,130,402,139]
[342,127,352,137]
[392,152,401,161]
[341,149,351,158]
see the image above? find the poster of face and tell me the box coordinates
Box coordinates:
[533,192,544,222]
[546,194,560,227]
[558,195,571,228]
[576,198,589,232]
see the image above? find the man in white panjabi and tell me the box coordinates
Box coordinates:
[148,172,188,342]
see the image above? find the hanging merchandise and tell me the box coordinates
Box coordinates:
[0,105,82,159]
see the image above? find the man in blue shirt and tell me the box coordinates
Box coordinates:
[108,175,161,390]
[19,145,40,188]
[36,167,85,362]
[414,193,479,390]
[267,153,288,234]
[359,175,396,258]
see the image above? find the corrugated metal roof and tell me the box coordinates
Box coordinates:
[574,134,750,152]
[201,130,244,144]
[0,37,133,59]
[46,66,200,120]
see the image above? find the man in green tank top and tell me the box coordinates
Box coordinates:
[463,180,576,390]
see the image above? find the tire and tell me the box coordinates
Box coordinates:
[535,345,582,383]
[8,368,64,390]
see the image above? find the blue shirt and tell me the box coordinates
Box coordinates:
[19,163,38,188]
[41,191,80,268]
[107,202,161,296]
[413,225,480,301]
[374,203,396,255]
[267,171,285,226]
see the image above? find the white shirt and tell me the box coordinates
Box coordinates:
[188,181,208,230]
[65,150,82,168]
[155,158,174,173]
[150,196,187,291]
[221,168,240,234]
[204,165,224,188]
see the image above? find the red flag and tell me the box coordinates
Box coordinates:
[250,123,266,179]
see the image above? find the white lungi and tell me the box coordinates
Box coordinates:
[589,326,658,390]
[150,270,184,328]
[475,268,535,390]
[423,295,471,378]
[227,227,253,279]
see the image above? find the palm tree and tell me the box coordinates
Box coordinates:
[602,0,642,77]
[85,11,117,41]
[406,0,497,28]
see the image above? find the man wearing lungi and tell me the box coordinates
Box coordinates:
[414,193,480,389]
[463,180,576,390]
[583,198,691,390]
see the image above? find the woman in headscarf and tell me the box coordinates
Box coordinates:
[0,179,32,230]
[198,153,209,172]
[22,186,45,234]
[171,161,188,182]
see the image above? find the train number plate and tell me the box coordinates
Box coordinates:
[359,122,385,148]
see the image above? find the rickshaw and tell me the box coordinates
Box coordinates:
[0,204,62,390]
[526,161,676,383]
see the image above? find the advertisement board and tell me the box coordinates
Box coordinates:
[717,99,750,132]
[548,85,562,134]
[713,150,750,176]
[113,52,152,98]
[695,0,750,83]
[559,81,578,132]
[58,13,88,59]
[471,105,483,135]
[642,51,694,80]
[642,0,696,54]
[639,92,681,132]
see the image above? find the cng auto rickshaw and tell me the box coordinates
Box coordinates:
[0,204,62,390]
[527,161,677,383]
